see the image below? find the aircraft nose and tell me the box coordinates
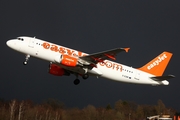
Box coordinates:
[6,39,17,49]
[6,40,11,47]
[6,40,15,48]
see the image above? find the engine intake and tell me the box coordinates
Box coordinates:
[48,63,70,76]
[49,63,65,76]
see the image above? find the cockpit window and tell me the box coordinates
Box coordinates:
[17,37,24,41]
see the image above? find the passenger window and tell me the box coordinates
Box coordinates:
[17,38,24,41]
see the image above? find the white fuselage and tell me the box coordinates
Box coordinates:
[6,37,169,85]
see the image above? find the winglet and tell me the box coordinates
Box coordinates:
[124,48,130,53]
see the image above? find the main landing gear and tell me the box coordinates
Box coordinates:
[73,73,89,85]
[74,79,80,85]
[82,74,89,80]
[23,55,30,65]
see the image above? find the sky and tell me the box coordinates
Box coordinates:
[1,0,180,111]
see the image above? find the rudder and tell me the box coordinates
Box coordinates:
[138,52,173,76]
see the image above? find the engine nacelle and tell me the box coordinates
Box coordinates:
[49,63,65,76]
[54,55,78,67]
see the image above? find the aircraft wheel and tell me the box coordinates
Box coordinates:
[74,79,80,85]
[23,61,28,65]
[82,74,89,80]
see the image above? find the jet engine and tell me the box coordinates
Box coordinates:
[54,55,79,67]
[49,63,66,76]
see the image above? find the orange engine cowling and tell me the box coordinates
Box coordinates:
[49,63,65,76]
[54,55,78,67]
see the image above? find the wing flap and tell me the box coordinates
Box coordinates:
[150,74,175,81]
[79,47,130,64]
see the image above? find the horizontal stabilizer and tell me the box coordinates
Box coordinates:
[150,74,175,81]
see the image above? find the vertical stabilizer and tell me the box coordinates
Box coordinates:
[138,52,173,76]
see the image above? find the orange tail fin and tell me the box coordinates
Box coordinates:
[138,51,173,76]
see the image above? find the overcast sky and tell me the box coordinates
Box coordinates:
[1,0,180,111]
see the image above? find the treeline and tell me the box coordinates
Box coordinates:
[0,98,176,120]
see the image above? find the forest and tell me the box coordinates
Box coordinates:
[0,98,177,120]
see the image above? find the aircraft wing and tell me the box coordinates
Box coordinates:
[150,74,175,81]
[79,47,130,65]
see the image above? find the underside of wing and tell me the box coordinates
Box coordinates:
[79,47,130,66]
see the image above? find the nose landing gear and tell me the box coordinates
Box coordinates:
[23,55,30,65]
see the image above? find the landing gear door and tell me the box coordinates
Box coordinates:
[28,38,35,48]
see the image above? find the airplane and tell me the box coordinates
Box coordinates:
[6,36,175,85]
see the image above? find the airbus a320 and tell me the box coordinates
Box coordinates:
[6,36,175,85]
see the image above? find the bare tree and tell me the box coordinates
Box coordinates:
[18,101,24,120]
[156,99,166,115]
[0,98,176,120]
[45,109,49,120]
[83,105,97,120]
[9,100,16,120]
